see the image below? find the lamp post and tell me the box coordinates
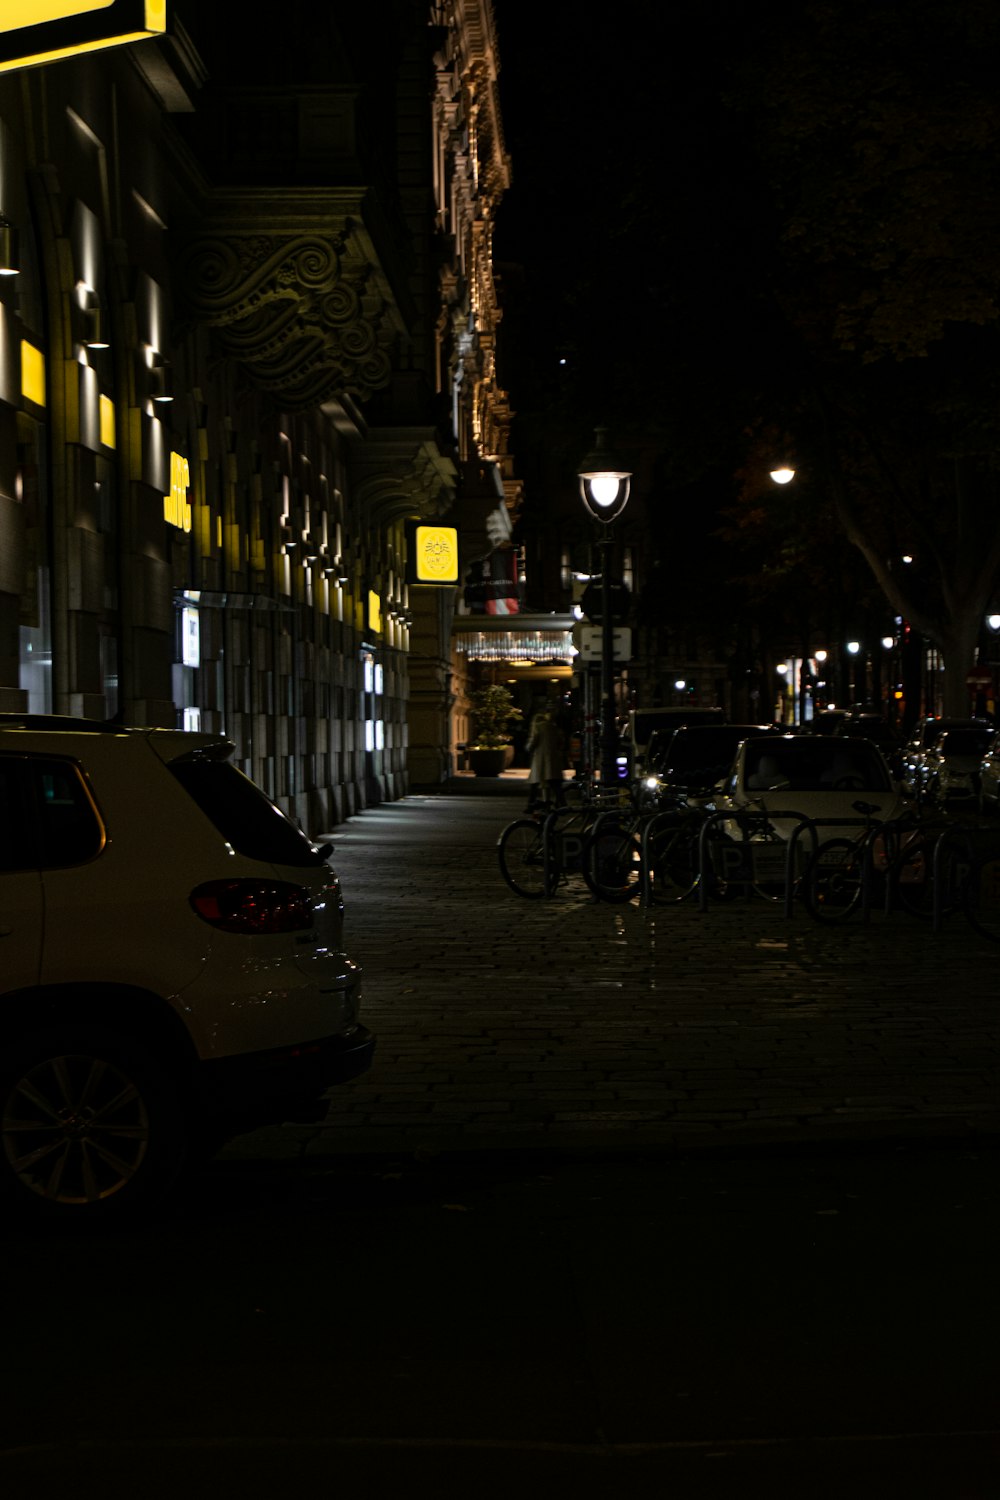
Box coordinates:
[578,427,632,787]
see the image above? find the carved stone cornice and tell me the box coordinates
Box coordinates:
[176,190,407,411]
[350,428,459,527]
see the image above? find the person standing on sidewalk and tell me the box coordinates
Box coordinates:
[525,689,567,812]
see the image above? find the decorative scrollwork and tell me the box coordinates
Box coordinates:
[178,226,396,408]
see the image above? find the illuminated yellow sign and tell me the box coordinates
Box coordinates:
[368,590,382,635]
[99,393,115,448]
[164,451,190,532]
[409,524,458,585]
[0,0,166,74]
[20,340,45,406]
[7,4,116,24]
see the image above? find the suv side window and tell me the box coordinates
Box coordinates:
[33,759,105,868]
[0,756,34,871]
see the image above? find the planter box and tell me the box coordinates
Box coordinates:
[468,747,513,777]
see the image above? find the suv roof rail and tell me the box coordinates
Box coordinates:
[0,714,122,732]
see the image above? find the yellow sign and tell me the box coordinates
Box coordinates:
[0,0,166,73]
[411,524,458,585]
[20,340,45,406]
[368,590,382,636]
[99,393,115,448]
[5,4,117,25]
[164,451,190,532]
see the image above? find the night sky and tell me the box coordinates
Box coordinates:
[491,2,754,441]
[490,2,761,613]
[488,1,1000,668]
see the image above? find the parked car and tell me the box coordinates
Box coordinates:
[832,714,904,777]
[810,709,850,736]
[899,716,993,799]
[712,733,908,844]
[0,714,373,1220]
[978,730,1000,813]
[642,723,781,803]
[616,705,726,780]
[911,725,994,806]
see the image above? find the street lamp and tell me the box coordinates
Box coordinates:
[578,427,632,787]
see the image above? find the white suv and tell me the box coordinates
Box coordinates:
[0,715,372,1220]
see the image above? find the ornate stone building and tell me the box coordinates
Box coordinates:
[0,1,517,827]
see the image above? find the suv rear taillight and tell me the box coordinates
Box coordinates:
[190,880,313,934]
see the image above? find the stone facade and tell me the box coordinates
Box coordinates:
[0,1,515,827]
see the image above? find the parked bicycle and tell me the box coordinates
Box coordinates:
[800,801,955,924]
[497,787,625,900]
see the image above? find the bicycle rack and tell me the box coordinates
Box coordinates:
[540,806,578,896]
[638,808,697,908]
[539,804,608,897]
[694,809,812,915]
[786,815,888,922]
[930,823,980,932]
[690,811,900,918]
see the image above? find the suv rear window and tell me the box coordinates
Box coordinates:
[170,760,323,866]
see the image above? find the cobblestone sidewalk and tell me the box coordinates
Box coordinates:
[239,793,1000,1159]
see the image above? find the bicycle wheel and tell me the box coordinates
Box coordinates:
[963,855,1000,941]
[498,819,552,898]
[648,819,701,903]
[583,818,642,902]
[802,837,863,922]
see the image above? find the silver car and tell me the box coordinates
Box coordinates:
[979,730,1000,813]
[911,725,994,805]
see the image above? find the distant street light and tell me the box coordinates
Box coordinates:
[578,427,632,787]
[770,466,796,485]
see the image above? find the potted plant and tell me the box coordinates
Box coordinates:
[466,684,523,776]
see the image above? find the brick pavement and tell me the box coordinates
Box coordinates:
[249,789,1000,1159]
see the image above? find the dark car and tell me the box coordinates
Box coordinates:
[616,705,726,781]
[810,709,850,736]
[833,714,904,777]
[643,723,782,801]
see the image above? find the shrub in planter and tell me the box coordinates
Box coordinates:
[468,684,522,747]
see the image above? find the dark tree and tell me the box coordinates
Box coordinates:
[725,0,1000,710]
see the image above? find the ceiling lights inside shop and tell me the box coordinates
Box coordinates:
[455,630,574,662]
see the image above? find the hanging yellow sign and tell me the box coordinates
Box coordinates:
[405,522,459,586]
[0,1,166,73]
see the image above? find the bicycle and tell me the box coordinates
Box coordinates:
[800,802,951,924]
[581,792,737,906]
[580,785,699,904]
[497,789,621,899]
[496,814,552,898]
